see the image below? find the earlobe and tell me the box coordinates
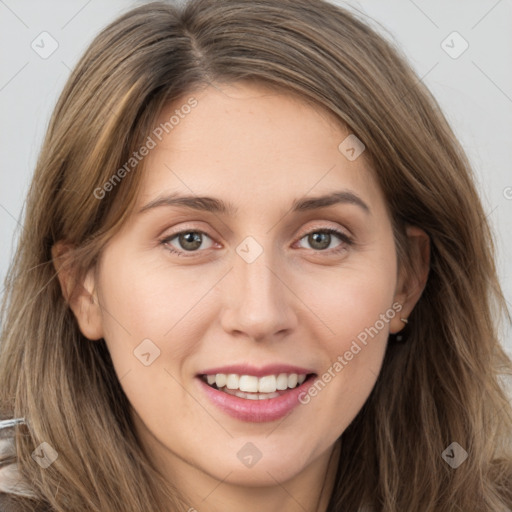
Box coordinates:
[390,225,430,334]
[51,242,104,341]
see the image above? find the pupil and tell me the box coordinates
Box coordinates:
[177,232,331,251]
[180,232,202,250]
[310,232,330,250]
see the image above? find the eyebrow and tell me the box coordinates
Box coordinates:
[138,190,371,216]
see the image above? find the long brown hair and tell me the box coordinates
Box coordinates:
[1,1,511,510]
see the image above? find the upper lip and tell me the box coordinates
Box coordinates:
[197,364,316,378]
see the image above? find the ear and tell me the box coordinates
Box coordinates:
[51,241,104,341]
[389,225,430,335]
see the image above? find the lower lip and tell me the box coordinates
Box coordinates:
[196,376,316,423]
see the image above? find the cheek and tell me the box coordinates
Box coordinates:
[307,249,397,351]
[95,252,201,426]
[98,247,208,341]
[312,272,393,382]
[297,243,397,410]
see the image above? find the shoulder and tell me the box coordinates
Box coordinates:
[0,492,24,512]
[0,437,38,501]
[0,435,53,512]
[0,493,54,512]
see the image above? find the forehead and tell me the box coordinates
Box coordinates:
[137,81,384,217]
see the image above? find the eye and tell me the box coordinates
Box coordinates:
[160,226,353,258]
[296,228,353,254]
[160,230,214,256]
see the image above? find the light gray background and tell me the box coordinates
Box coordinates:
[0,0,511,355]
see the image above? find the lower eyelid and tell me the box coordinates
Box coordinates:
[161,231,214,252]
[296,229,351,250]
[160,228,351,255]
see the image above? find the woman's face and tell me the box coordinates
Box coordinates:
[74,82,423,493]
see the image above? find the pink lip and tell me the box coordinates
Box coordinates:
[196,374,317,423]
[197,364,315,377]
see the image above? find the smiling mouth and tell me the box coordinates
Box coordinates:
[199,372,317,400]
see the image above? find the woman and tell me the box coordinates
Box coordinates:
[0,0,511,510]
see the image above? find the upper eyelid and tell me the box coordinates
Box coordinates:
[160,224,351,248]
[160,221,350,239]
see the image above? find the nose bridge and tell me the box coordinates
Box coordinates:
[220,235,296,339]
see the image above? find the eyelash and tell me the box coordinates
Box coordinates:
[159,227,353,258]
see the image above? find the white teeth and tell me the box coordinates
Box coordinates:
[276,373,289,390]
[258,375,276,393]
[226,374,239,390]
[223,388,281,400]
[204,372,309,394]
[239,375,259,393]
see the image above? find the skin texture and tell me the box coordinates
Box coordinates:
[56,82,429,512]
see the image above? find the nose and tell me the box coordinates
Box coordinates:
[219,244,298,342]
